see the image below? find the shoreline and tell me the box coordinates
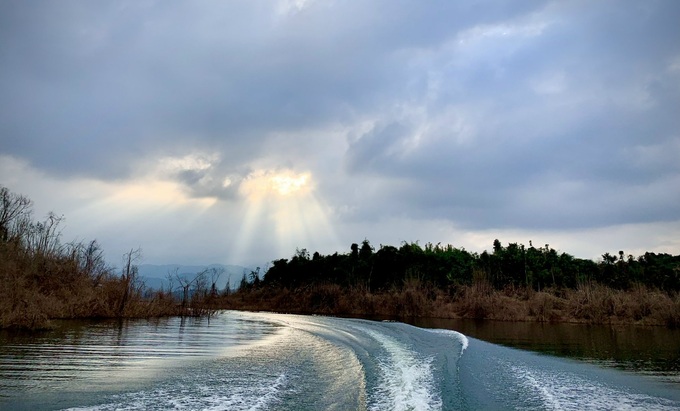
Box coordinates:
[216,281,680,328]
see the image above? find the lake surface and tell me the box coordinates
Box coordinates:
[1,311,679,410]
[413,317,680,384]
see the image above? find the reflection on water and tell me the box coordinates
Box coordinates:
[0,315,280,400]
[414,318,680,383]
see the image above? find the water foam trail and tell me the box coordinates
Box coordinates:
[62,372,288,411]
[509,364,680,411]
[362,328,442,411]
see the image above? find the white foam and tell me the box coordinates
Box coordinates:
[509,364,679,411]
[248,373,288,411]
[364,329,442,411]
[61,372,288,411]
[428,329,469,355]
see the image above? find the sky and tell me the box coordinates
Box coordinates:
[1,0,679,268]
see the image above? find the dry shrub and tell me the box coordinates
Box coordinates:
[636,289,680,327]
[0,243,191,329]
[565,282,679,325]
[391,279,432,317]
[0,187,213,329]
[0,291,51,330]
[430,289,456,318]
[527,291,565,322]
[307,283,344,313]
[624,284,658,320]
[339,285,376,315]
[452,284,527,321]
[453,270,495,319]
[221,277,680,327]
[659,294,680,328]
[454,284,493,319]
[567,282,609,323]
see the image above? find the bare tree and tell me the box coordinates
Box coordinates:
[166,268,178,295]
[0,186,32,242]
[194,270,209,299]
[173,269,212,315]
[118,248,142,316]
[208,267,224,297]
[176,275,190,309]
[68,239,109,285]
[24,212,64,257]
[222,278,231,296]
[175,271,197,310]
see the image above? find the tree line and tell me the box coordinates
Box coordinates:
[259,239,680,293]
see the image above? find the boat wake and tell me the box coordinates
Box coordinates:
[1,311,678,410]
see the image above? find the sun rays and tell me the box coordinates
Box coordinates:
[231,168,338,264]
[239,169,312,199]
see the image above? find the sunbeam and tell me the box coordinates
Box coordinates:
[231,168,340,264]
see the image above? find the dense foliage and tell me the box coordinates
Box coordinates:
[261,239,680,293]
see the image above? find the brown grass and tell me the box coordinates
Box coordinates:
[219,280,680,327]
[0,245,194,330]
[565,282,680,326]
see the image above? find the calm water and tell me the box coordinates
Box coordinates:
[0,311,679,410]
[414,318,680,383]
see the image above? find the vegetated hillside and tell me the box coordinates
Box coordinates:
[0,186,223,330]
[224,240,680,326]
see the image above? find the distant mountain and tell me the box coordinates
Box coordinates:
[137,264,255,291]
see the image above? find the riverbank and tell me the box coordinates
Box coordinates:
[0,186,218,330]
[218,280,680,327]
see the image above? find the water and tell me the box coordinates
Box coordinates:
[0,311,679,410]
[414,318,680,383]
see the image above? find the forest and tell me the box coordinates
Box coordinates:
[226,239,680,326]
[258,239,680,292]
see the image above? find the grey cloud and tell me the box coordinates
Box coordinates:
[1,0,679,246]
[337,1,680,230]
[346,123,412,173]
[0,1,550,180]
[162,158,250,200]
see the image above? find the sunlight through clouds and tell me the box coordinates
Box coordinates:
[240,169,313,199]
[232,168,339,262]
[101,180,217,211]
[271,172,310,196]
[0,154,221,263]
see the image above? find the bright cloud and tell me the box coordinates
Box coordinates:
[240,169,313,199]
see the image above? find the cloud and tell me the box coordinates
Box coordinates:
[0,1,546,177]
[1,1,679,264]
[337,0,680,231]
